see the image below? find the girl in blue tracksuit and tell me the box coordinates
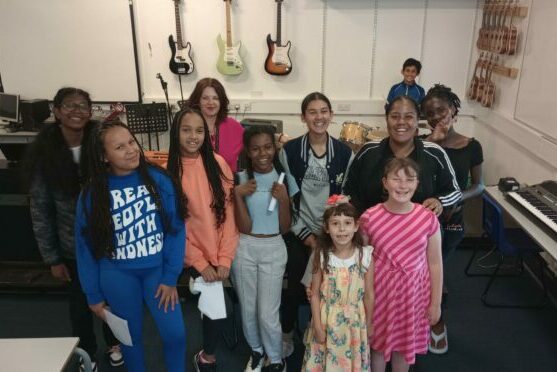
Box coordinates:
[75,121,187,372]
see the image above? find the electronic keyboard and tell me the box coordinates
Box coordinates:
[507,180,557,235]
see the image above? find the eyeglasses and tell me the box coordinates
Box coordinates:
[60,102,90,113]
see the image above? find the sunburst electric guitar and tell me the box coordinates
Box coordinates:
[265,0,292,76]
[168,0,194,75]
[217,0,244,76]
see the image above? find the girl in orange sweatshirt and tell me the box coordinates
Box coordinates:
[167,107,239,371]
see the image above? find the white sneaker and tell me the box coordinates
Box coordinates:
[107,344,124,366]
[79,359,97,372]
[281,332,294,358]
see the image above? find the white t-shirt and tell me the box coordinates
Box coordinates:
[69,145,81,164]
[300,245,374,287]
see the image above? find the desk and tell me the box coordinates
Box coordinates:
[485,186,557,260]
[0,130,41,262]
[0,337,92,372]
[0,129,37,144]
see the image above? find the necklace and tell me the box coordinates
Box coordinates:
[210,124,220,152]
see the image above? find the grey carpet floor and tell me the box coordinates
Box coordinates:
[1,247,557,372]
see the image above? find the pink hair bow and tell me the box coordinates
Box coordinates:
[326,194,351,207]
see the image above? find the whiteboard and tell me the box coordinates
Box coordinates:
[515,0,557,140]
[0,0,138,102]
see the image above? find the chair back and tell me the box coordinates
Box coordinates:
[482,193,506,250]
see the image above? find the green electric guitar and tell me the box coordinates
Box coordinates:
[216,0,244,75]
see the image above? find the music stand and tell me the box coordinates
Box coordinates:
[125,103,168,150]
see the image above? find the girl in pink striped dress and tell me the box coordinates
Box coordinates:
[360,158,442,372]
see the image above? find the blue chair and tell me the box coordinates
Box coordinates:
[480,193,547,308]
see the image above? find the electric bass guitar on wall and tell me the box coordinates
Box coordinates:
[265,0,292,76]
[217,0,244,76]
[168,0,194,75]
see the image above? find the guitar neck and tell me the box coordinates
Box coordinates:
[276,1,282,45]
[174,0,183,48]
[225,0,233,47]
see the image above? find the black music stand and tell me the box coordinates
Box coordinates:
[125,103,168,150]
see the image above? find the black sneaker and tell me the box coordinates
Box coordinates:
[245,350,264,371]
[262,359,286,372]
[193,350,217,372]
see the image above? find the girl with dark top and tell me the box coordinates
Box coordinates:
[422,84,484,354]
[344,95,461,217]
[278,92,352,357]
[23,87,121,370]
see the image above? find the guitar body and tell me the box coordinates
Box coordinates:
[468,54,483,100]
[265,34,292,76]
[497,26,509,54]
[216,34,244,76]
[468,77,479,100]
[481,82,495,107]
[507,27,518,55]
[168,35,194,75]
[476,78,486,103]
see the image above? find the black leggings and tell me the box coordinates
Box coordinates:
[65,259,119,356]
[187,267,234,355]
[281,233,310,334]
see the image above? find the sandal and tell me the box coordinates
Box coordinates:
[429,325,448,354]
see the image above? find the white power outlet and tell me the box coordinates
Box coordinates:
[244,103,252,112]
[337,103,351,112]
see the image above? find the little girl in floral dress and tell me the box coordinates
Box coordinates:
[303,195,374,371]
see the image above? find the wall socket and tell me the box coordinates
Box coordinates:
[244,103,252,112]
[337,103,351,112]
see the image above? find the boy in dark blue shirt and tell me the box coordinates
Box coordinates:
[386,58,426,110]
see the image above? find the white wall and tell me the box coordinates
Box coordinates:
[465,0,557,186]
[124,0,479,150]
[134,0,476,111]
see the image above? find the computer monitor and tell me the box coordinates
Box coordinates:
[0,92,20,124]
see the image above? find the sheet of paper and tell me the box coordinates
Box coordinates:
[104,309,133,346]
[192,277,227,320]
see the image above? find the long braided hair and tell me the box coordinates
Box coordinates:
[167,107,231,228]
[422,83,461,117]
[81,120,187,259]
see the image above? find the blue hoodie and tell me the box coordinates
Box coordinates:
[75,167,185,305]
[386,80,426,106]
